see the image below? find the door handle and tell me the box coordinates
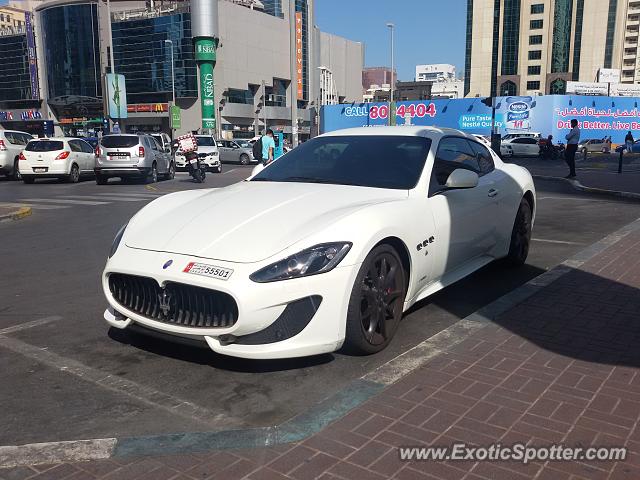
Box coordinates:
[488,189,499,198]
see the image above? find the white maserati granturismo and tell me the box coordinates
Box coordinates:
[102,127,535,359]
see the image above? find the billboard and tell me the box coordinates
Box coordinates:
[295,12,303,100]
[105,74,127,119]
[25,12,39,100]
[321,95,640,144]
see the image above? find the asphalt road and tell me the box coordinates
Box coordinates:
[1,169,639,446]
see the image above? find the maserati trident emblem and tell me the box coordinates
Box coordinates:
[158,289,172,317]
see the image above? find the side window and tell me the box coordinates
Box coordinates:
[526,138,538,145]
[80,140,94,154]
[68,140,81,152]
[430,137,480,194]
[512,138,525,144]
[4,132,17,145]
[153,138,163,151]
[468,141,495,175]
[20,133,33,145]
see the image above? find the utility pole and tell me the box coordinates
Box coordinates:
[386,22,395,126]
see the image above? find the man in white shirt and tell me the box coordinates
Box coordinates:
[564,119,580,179]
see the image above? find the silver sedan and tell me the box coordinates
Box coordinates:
[217,140,256,165]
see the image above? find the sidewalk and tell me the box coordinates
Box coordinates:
[507,154,640,196]
[3,220,640,480]
[0,205,31,223]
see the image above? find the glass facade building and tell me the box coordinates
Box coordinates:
[262,0,284,18]
[0,32,32,102]
[604,0,618,68]
[572,0,584,80]
[501,0,520,76]
[550,0,573,73]
[464,0,473,97]
[40,3,101,100]
[490,0,500,96]
[112,12,198,103]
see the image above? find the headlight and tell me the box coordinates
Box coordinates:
[250,242,352,283]
[108,223,127,258]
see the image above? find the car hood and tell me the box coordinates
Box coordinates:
[125,181,407,263]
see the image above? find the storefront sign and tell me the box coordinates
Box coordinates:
[170,105,181,129]
[295,12,303,100]
[566,82,609,96]
[0,110,42,121]
[25,12,39,100]
[127,103,168,113]
[195,38,216,62]
[0,111,14,121]
[20,110,42,120]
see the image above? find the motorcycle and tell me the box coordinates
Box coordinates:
[539,141,565,160]
[185,150,206,183]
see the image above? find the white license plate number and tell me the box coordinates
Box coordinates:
[189,158,198,164]
[183,262,233,280]
[34,168,46,173]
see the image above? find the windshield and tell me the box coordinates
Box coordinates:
[26,140,64,152]
[196,136,216,147]
[101,135,139,148]
[251,135,432,189]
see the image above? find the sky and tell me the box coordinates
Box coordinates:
[315,0,466,81]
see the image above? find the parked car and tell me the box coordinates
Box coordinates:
[150,133,172,154]
[578,139,610,154]
[217,139,255,164]
[501,132,541,141]
[501,137,540,157]
[0,130,33,180]
[20,137,95,184]
[175,135,221,172]
[95,134,174,184]
[102,126,536,359]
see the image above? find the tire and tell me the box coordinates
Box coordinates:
[146,163,158,184]
[239,153,250,165]
[22,176,35,184]
[216,165,222,173]
[12,158,21,180]
[165,162,175,180]
[505,198,533,267]
[344,244,407,355]
[96,174,108,185]
[67,164,80,183]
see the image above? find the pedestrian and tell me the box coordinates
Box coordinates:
[625,131,634,153]
[564,119,580,179]
[261,128,275,165]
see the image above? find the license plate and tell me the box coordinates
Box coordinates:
[183,262,233,281]
[189,158,198,164]
[34,168,47,173]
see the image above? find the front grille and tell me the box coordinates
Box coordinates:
[108,273,238,329]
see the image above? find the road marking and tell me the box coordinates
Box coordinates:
[0,334,238,430]
[532,237,584,245]
[0,439,116,468]
[59,195,150,202]
[145,184,158,192]
[223,168,238,175]
[0,202,69,210]
[19,198,110,206]
[0,316,62,335]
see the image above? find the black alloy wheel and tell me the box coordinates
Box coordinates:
[506,198,533,266]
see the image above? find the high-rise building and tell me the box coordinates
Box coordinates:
[464,0,634,97]
[262,0,284,17]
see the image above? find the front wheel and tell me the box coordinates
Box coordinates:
[344,245,406,355]
[239,153,250,165]
[22,176,35,184]
[146,163,158,184]
[505,198,533,266]
[215,165,222,173]
[165,162,175,180]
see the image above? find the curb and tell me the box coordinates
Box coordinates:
[533,174,640,200]
[2,216,640,467]
[0,206,32,224]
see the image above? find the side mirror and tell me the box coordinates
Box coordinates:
[445,169,479,190]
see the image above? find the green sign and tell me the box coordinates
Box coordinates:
[199,61,216,130]
[195,38,216,62]
[170,105,181,129]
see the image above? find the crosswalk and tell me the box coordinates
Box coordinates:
[0,192,165,211]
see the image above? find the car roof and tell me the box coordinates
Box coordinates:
[1,129,32,135]
[321,126,478,140]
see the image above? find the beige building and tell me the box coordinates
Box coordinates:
[464,0,636,97]
[0,5,26,30]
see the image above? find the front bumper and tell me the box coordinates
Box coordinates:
[102,246,357,359]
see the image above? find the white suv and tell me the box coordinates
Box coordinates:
[20,137,96,183]
[175,135,221,173]
[0,130,34,180]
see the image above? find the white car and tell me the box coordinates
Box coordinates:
[102,126,535,359]
[20,137,96,183]
[175,135,221,172]
[0,130,33,180]
[500,137,540,157]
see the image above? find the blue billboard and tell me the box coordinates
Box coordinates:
[321,95,640,144]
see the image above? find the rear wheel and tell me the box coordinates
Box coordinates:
[67,164,80,183]
[239,153,250,165]
[344,245,406,355]
[505,198,533,266]
[12,158,21,180]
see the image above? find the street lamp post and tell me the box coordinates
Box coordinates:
[164,39,176,136]
[107,0,115,74]
[386,22,395,126]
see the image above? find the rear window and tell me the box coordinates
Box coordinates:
[26,140,64,152]
[101,135,139,148]
[196,136,216,147]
